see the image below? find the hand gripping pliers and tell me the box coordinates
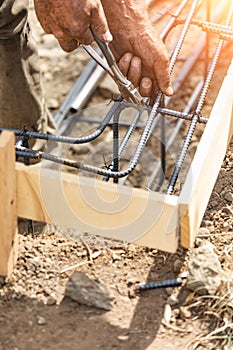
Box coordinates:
[83,35,145,105]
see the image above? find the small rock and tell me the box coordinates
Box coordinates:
[46,297,56,306]
[33,257,40,264]
[224,192,233,202]
[117,335,129,341]
[128,288,137,299]
[48,98,59,109]
[179,306,192,319]
[195,238,203,247]
[186,324,194,332]
[165,287,173,296]
[222,222,230,232]
[198,227,210,236]
[163,304,172,324]
[187,242,223,295]
[0,276,6,287]
[179,271,188,279]
[211,200,219,208]
[65,271,114,311]
[222,206,233,215]
[173,259,183,273]
[167,295,179,306]
[37,316,46,326]
[203,220,213,227]
[176,319,184,326]
[172,308,180,319]
[111,253,122,261]
[208,226,216,233]
[92,251,101,260]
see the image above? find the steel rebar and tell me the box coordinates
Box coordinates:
[167,2,233,195]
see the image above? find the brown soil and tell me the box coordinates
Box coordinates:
[1,2,233,350]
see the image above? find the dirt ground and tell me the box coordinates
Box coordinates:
[0,1,233,350]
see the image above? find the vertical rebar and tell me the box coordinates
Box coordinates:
[156,110,166,192]
[168,0,201,74]
[167,2,233,195]
[112,112,120,184]
[204,0,211,77]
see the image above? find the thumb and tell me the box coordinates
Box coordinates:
[90,3,112,42]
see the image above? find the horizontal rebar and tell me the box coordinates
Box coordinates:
[176,18,233,36]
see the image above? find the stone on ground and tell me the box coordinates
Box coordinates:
[186,241,223,295]
[65,271,114,311]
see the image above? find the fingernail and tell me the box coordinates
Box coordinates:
[165,86,174,96]
[103,29,113,42]
[142,80,152,89]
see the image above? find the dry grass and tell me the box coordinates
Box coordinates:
[187,271,233,350]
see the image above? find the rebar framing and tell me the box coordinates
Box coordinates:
[1,0,233,194]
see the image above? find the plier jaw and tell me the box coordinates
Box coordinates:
[116,81,145,105]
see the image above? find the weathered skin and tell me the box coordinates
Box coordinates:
[101,0,173,100]
[34,0,173,102]
[34,0,112,50]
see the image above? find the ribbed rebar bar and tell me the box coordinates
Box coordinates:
[220,33,233,41]
[168,0,201,74]
[157,107,208,124]
[0,97,124,145]
[139,278,183,290]
[112,112,120,183]
[147,79,204,190]
[167,2,233,195]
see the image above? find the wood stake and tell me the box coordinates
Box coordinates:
[0,131,18,277]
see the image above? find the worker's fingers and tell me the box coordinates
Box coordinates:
[90,3,112,43]
[48,27,79,52]
[118,52,133,76]
[127,56,142,88]
[57,37,79,52]
[153,59,173,96]
[150,80,160,104]
[139,77,153,97]
[71,26,94,45]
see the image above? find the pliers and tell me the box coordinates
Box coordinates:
[83,35,145,105]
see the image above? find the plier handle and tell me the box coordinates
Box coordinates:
[83,36,145,105]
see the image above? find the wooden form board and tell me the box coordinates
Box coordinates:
[179,58,233,248]
[0,131,18,277]
[16,163,179,253]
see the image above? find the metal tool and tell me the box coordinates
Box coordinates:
[83,35,145,105]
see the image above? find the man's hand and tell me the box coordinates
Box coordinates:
[34,0,112,51]
[34,0,173,103]
[101,0,173,102]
